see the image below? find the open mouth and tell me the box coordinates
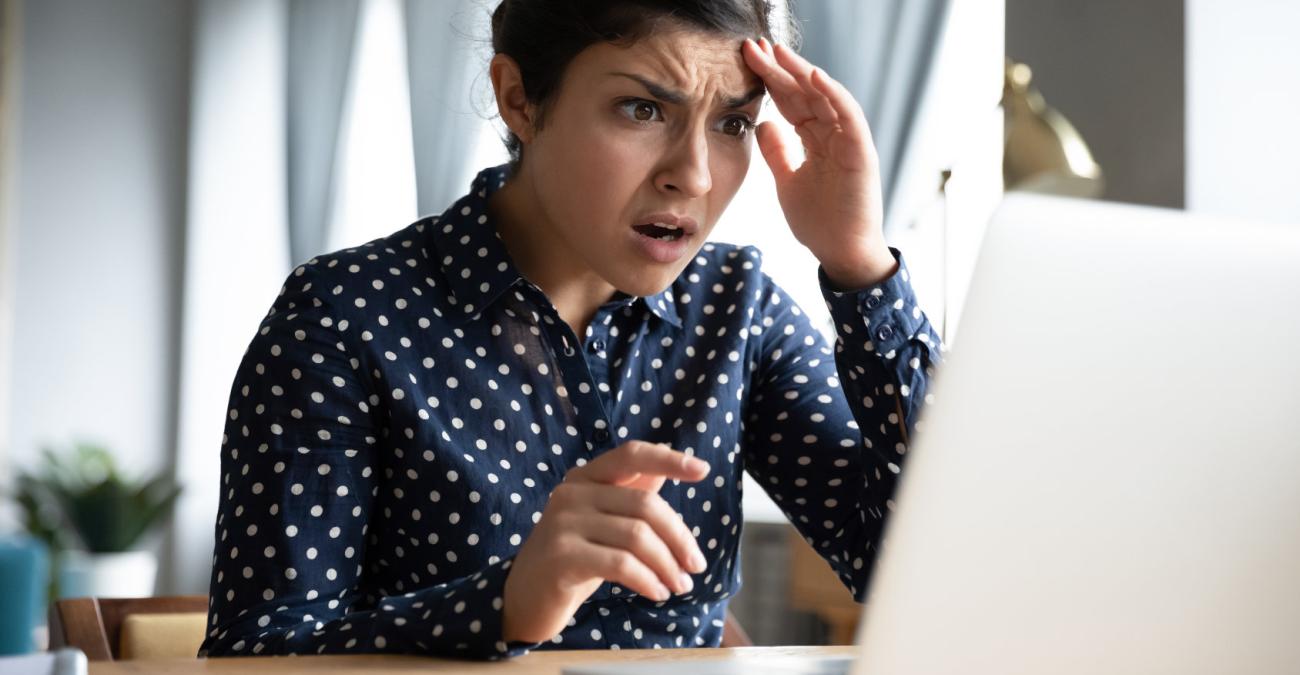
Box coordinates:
[632,223,688,241]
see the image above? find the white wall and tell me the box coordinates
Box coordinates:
[4,0,191,489]
[1187,0,1300,223]
[0,0,22,516]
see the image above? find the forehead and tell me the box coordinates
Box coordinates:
[571,27,760,103]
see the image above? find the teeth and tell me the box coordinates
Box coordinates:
[655,222,680,231]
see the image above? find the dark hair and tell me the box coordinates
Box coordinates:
[489,0,797,170]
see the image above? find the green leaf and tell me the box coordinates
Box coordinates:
[7,442,182,553]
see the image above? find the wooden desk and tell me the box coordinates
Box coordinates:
[89,647,856,675]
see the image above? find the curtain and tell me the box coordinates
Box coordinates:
[793,0,952,233]
[168,0,493,593]
[404,0,484,216]
[286,0,360,267]
[169,0,293,595]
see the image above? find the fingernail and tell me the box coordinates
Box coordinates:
[677,572,694,594]
[687,458,706,472]
[655,584,671,601]
[691,550,707,573]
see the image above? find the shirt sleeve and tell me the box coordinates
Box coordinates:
[198,265,542,659]
[741,247,944,600]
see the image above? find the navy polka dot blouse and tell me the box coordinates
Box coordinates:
[199,164,944,659]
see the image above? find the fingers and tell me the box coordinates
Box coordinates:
[743,38,803,101]
[742,38,812,123]
[578,513,695,596]
[568,537,674,602]
[570,440,711,487]
[746,37,871,151]
[586,483,708,577]
[756,120,797,182]
[770,42,839,125]
[809,64,872,145]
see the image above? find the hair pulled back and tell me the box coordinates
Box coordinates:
[489,0,797,169]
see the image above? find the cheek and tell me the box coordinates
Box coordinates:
[705,144,752,218]
[712,144,751,192]
[538,127,656,228]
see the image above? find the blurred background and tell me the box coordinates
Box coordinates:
[0,0,1296,653]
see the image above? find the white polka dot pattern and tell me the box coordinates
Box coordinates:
[198,164,944,660]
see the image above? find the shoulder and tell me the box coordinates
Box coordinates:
[290,222,432,290]
[271,220,439,310]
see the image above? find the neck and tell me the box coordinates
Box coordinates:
[488,165,617,338]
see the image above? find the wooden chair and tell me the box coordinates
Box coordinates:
[49,595,751,658]
[787,528,861,645]
[721,609,753,647]
[48,596,208,661]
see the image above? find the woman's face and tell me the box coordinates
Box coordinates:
[517,27,765,297]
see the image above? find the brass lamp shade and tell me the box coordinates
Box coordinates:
[1003,60,1104,197]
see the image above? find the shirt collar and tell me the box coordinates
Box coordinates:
[426,163,520,323]
[430,164,683,330]
[629,286,682,329]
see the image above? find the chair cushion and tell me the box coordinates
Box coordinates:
[118,613,207,660]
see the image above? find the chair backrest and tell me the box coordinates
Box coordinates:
[48,596,207,661]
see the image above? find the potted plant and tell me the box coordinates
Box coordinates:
[12,442,181,598]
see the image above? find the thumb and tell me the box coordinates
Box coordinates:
[756,120,797,183]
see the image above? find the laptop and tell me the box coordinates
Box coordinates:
[566,194,1300,675]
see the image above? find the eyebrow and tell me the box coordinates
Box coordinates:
[609,72,765,109]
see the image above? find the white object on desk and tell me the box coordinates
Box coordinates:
[0,648,87,675]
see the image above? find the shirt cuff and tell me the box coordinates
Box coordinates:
[401,557,542,659]
[818,247,926,358]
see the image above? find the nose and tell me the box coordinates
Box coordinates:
[654,127,712,198]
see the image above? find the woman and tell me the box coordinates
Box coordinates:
[199,0,943,660]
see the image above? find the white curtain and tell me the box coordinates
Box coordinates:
[168,0,292,595]
[405,0,484,216]
[287,0,361,267]
[167,0,485,593]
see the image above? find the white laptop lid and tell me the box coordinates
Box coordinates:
[853,195,1300,675]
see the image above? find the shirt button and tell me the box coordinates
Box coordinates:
[876,324,895,341]
[589,339,606,353]
[593,428,610,443]
[865,294,881,309]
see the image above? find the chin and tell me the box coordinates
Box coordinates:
[618,277,672,298]
[613,268,679,298]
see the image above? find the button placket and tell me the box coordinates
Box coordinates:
[543,316,617,459]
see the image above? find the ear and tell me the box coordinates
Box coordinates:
[489,53,538,145]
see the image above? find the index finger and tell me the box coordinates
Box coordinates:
[570,440,711,486]
[742,38,812,122]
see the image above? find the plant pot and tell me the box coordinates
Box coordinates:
[57,550,157,598]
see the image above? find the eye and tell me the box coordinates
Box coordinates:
[618,99,663,124]
[720,115,756,139]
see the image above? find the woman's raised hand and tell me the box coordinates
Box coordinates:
[502,441,710,644]
[741,37,898,289]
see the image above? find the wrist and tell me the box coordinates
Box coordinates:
[821,247,898,291]
[501,563,573,644]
